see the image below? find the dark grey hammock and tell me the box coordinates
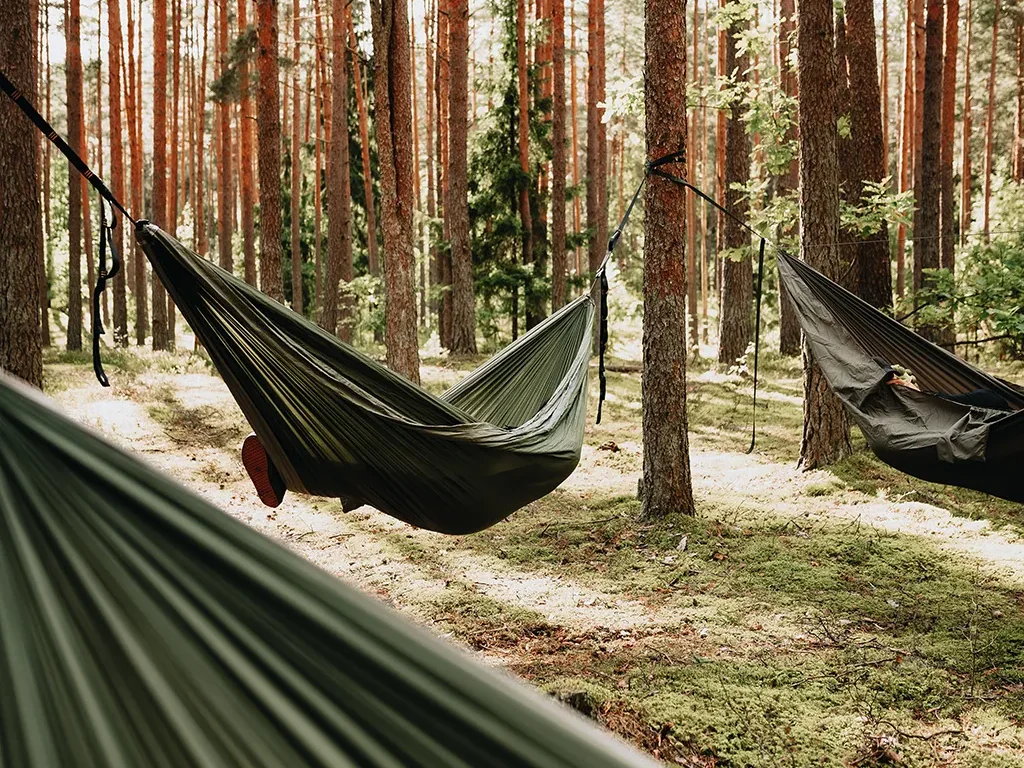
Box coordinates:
[778,251,1024,503]
[0,372,656,768]
[138,223,594,535]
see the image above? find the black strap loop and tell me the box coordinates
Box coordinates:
[92,199,121,387]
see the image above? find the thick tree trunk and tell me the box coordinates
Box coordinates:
[126,0,147,344]
[447,0,477,353]
[106,0,128,346]
[777,0,801,355]
[797,0,851,469]
[255,0,285,302]
[217,0,234,274]
[916,0,943,342]
[717,10,752,368]
[845,0,892,310]
[322,0,353,337]
[641,0,695,519]
[290,0,302,314]
[371,0,422,382]
[349,13,379,277]
[940,0,959,275]
[0,0,44,386]
[66,0,85,352]
[551,0,567,311]
[240,0,257,285]
[961,0,973,245]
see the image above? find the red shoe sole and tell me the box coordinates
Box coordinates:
[241,435,284,508]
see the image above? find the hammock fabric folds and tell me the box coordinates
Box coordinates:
[136,223,594,534]
[0,373,656,768]
[778,251,1024,503]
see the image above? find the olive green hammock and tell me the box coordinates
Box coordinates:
[0,373,656,768]
[0,72,603,536]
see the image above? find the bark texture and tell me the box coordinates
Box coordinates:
[586,0,606,348]
[641,0,695,519]
[255,0,285,302]
[915,0,943,343]
[217,0,234,274]
[551,0,567,312]
[961,0,973,245]
[151,0,169,350]
[67,0,85,351]
[940,0,959,274]
[797,0,851,469]
[0,0,44,386]
[777,0,801,356]
[290,0,302,313]
[448,0,477,353]
[371,0,422,382]
[240,0,257,286]
[107,0,128,346]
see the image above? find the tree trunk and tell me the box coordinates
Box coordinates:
[437,0,452,347]
[196,0,210,255]
[349,11,379,277]
[940,0,959,275]
[777,0,800,355]
[915,0,943,342]
[290,0,302,314]
[586,0,605,348]
[425,0,437,324]
[717,9,751,368]
[911,0,925,291]
[570,0,582,279]
[322,0,353,337]
[167,0,181,350]
[896,0,914,297]
[126,0,147,344]
[410,5,424,327]
[551,0,567,311]
[797,0,851,469]
[447,0,477,353]
[313,0,325,316]
[881,0,889,174]
[370,0,422,382]
[255,0,285,302]
[107,0,128,346]
[641,0,695,519]
[961,0,973,246]
[517,0,533,325]
[685,0,698,348]
[0,0,44,386]
[66,0,84,352]
[1016,22,1024,181]
[845,0,892,310]
[41,1,52,348]
[240,0,257,286]
[217,0,234,274]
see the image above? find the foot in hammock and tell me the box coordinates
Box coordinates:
[241,434,287,508]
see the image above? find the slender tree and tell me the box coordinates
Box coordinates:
[717,6,752,368]
[66,0,85,352]
[313,0,325,314]
[425,0,437,321]
[1016,22,1024,181]
[370,0,422,382]
[961,0,973,245]
[881,0,889,173]
[551,0,568,311]
[0,0,44,386]
[437,0,453,345]
[255,0,285,301]
[570,0,582,277]
[290,0,302,313]
[107,0,128,346]
[911,0,926,290]
[240,0,257,285]
[777,0,800,355]
[845,0,892,309]
[126,0,147,343]
[896,0,914,296]
[641,0,695,518]
[166,0,182,350]
[196,0,211,255]
[517,0,533,333]
[349,12,379,277]
[151,0,170,350]
[217,0,234,273]
[940,0,959,274]
[586,0,606,345]
[797,0,851,468]
[322,0,354,336]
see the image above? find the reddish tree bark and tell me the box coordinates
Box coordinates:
[107,0,128,346]
[217,0,234,274]
[66,0,85,351]
[240,0,257,285]
[961,0,973,245]
[517,0,533,335]
[915,0,943,344]
[151,0,170,350]
[911,0,925,290]
[255,0,285,302]
[777,0,800,355]
[551,0,568,311]
[290,0,302,313]
[896,0,914,297]
[586,0,606,346]
[940,0,959,275]
[126,0,147,343]
[349,12,379,277]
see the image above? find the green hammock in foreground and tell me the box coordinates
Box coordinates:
[136,223,595,535]
[0,373,655,768]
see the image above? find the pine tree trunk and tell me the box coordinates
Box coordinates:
[881,0,889,174]
[447,0,477,353]
[425,0,437,323]
[313,0,325,316]
[717,9,751,368]
[349,12,379,277]
[126,0,147,344]
[570,0,582,279]
[167,0,181,350]
[1016,22,1024,181]
[322,0,353,337]
[240,0,257,285]
[911,0,925,291]
[845,0,892,310]
[41,2,53,348]
[797,0,851,469]
[586,0,604,348]
[370,0,422,382]
[255,0,285,302]
[196,0,210,255]
[107,0,128,346]
[916,0,943,343]
[685,0,698,348]
[777,0,800,355]
[551,0,567,311]
[290,0,302,313]
[939,0,959,275]
[700,1,710,343]
[217,0,234,274]
[66,0,84,352]
[0,0,44,386]
[410,5,423,327]
[437,0,453,347]
[517,0,533,327]
[151,0,169,350]
[896,0,913,297]
[641,0,695,519]
[961,0,973,246]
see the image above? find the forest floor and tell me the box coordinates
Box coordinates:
[42,341,1024,768]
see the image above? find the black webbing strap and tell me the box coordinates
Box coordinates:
[0,72,134,224]
[1,70,134,387]
[92,199,122,387]
[648,158,771,453]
